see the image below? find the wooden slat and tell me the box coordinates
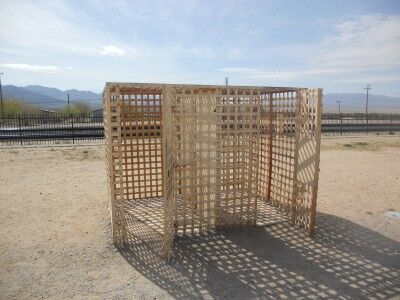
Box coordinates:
[309,88,323,235]
[103,82,323,257]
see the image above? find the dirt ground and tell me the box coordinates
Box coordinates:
[0,136,399,299]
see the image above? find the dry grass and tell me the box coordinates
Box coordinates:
[321,135,400,151]
[58,147,103,160]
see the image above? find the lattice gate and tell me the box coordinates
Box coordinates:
[103,83,322,258]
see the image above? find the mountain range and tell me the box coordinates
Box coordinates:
[2,84,399,113]
[2,85,102,109]
[323,93,400,113]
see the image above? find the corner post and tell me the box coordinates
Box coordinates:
[266,92,274,202]
[308,88,323,236]
[291,90,303,224]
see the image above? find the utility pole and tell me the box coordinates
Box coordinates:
[336,100,342,135]
[67,93,70,109]
[364,84,371,135]
[225,77,228,86]
[0,72,4,117]
[336,100,341,115]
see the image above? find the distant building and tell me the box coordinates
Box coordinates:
[39,109,56,115]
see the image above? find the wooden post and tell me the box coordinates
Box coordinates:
[266,93,273,202]
[308,89,323,236]
[291,91,302,224]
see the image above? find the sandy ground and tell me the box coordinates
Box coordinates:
[0,136,399,299]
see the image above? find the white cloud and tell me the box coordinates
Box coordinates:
[0,2,398,95]
[160,45,217,60]
[100,45,127,56]
[0,63,71,73]
[0,1,138,60]
[220,15,400,83]
[315,14,400,69]
[0,1,97,56]
[219,67,379,80]
[337,75,400,83]
[219,68,297,80]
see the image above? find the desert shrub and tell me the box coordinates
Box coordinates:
[58,101,91,115]
[2,97,40,114]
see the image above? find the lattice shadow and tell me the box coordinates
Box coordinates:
[124,198,289,237]
[118,211,400,299]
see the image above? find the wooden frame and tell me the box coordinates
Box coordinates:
[103,82,322,257]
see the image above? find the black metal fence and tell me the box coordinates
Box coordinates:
[0,113,399,146]
[0,113,103,146]
[322,114,400,136]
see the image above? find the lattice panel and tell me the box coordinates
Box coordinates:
[269,92,298,213]
[104,83,322,256]
[258,93,271,203]
[172,88,218,235]
[104,85,163,244]
[104,87,126,244]
[119,92,163,201]
[293,89,322,234]
[215,88,261,227]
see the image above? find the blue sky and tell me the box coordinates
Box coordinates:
[0,0,400,96]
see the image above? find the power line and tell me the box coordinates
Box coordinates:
[336,100,342,114]
[336,100,343,136]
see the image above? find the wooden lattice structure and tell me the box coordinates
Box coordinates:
[103,82,322,258]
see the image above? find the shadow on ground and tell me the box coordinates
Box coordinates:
[118,213,400,299]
